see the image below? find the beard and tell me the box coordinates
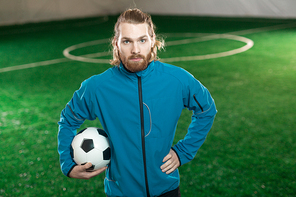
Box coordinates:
[119,52,151,73]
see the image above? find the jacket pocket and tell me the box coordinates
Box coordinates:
[193,94,204,112]
[145,97,183,138]
[104,176,123,196]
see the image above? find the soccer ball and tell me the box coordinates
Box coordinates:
[71,127,111,171]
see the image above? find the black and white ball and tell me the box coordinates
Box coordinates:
[71,127,111,171]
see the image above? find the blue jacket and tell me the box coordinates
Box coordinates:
[58,60,217,197]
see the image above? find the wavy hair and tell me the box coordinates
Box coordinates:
[110,8,164,66]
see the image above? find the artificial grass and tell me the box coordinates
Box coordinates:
[0,15,296,196]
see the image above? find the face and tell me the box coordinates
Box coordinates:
[116,22,155,72]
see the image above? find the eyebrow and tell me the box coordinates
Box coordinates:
[121,35,148,40]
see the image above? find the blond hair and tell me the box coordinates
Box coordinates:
[110,8,164,66]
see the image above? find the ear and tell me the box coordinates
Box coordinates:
[151,34,156,47]
[113,36,119,49]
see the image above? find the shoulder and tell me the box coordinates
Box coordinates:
[154,61,206,93]
[82,66,117,88]
[154,61,196,82]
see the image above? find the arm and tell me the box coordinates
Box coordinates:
[161,71,217,173]
[57,79,100,177]
[173,75,217,166]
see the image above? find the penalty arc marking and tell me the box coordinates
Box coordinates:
[62,33,254,63]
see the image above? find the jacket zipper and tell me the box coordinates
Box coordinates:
[137,76,150,197]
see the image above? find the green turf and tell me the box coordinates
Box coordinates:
[0,15,296,196]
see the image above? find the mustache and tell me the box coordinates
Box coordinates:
[128,54,145,60]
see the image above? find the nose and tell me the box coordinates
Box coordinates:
[131,42,140,54]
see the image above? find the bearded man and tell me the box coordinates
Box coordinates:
[58,8,217,197]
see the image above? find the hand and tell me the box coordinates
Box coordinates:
[160,149,180,174]
[69,162,107,179]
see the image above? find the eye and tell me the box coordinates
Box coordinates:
[140,39,146,43]
[123,40,130,44]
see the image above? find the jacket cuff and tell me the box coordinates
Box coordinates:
[67,164,77,178]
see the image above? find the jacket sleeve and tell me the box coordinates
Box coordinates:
[57,79,96,176]
[172,72,217,165]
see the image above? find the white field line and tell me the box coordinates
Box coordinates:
[63,39,111,64]
[0,58,70,73]
[228,22,296,35]
[162,34,254,62]
[62,33,253,63]
[1,22,295,73]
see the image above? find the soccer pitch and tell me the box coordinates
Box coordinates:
[0,15,295,196]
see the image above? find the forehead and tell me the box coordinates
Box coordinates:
[118,22,150,39]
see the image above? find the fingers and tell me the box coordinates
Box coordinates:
[161,159,178,174]
[87,166,108,179]
[160,149,180,174]
[83,162,94,170]
[162,153,172,163]
[69,162,107,179]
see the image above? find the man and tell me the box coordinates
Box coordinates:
[58,8,217,197]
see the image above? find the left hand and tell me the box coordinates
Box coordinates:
[160,149,180,174]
